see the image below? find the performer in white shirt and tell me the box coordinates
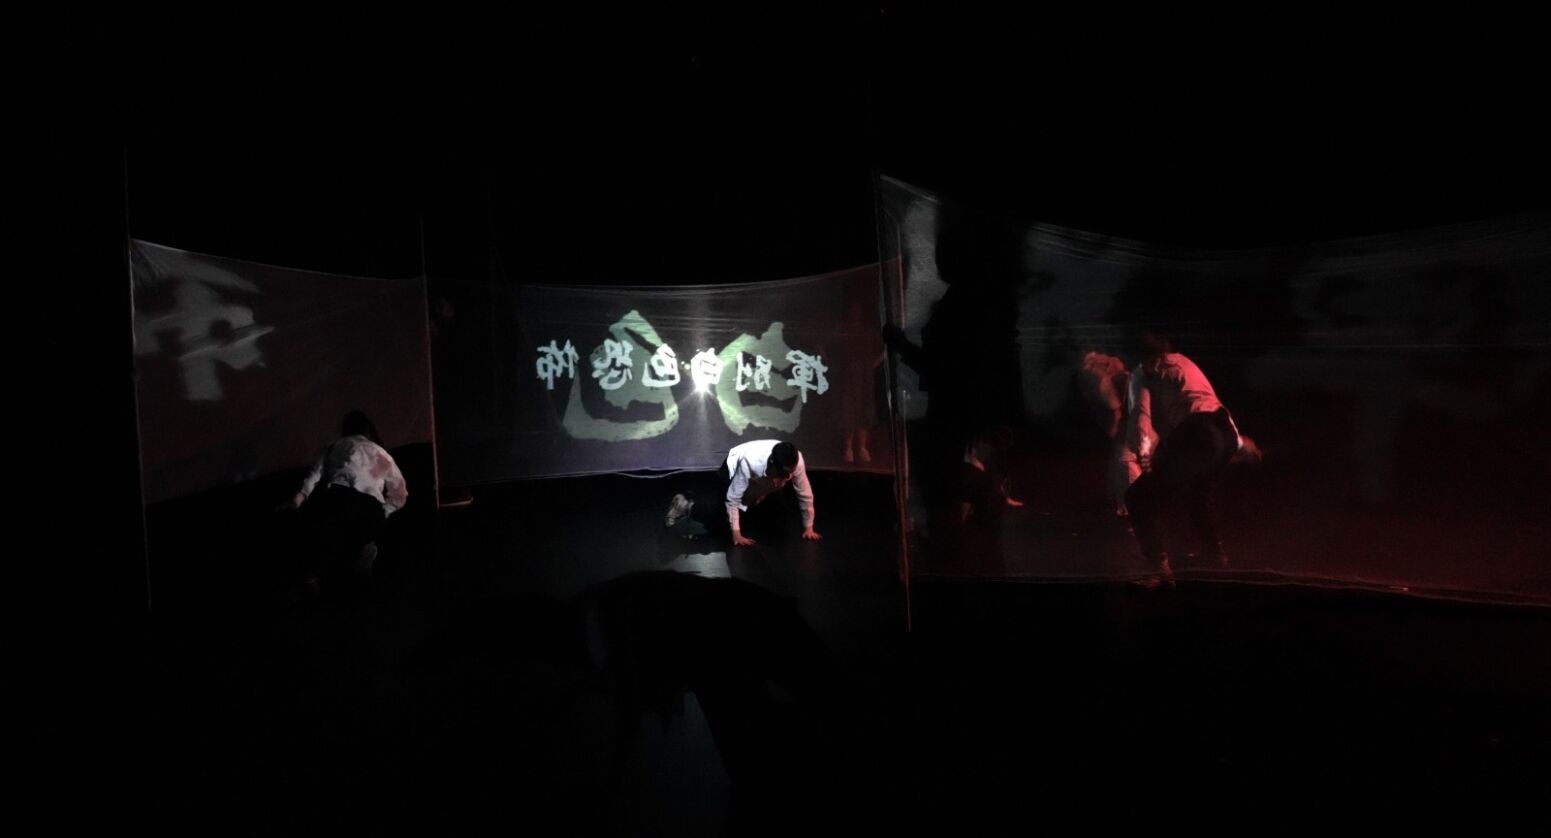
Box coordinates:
[290,410,407,589]
[665,439,820,546]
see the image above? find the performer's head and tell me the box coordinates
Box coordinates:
[341,409,383,446]
[768,441,800,486]
[1140,328,1175,357]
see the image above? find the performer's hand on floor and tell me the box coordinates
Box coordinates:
[802,527,823,541]
[733,532,757,547]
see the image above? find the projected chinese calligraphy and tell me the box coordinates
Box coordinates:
[716,322,803,435]
[552,310,683,442]
[133,250,275,402]
[536,311,832,440]
[535,340,579,390]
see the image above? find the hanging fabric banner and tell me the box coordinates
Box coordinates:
[131,240,432,502]
[432,265,889,484]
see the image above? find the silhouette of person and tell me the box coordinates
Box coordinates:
[1124,330,1261,582]
[885,213,1025,545]
[1077,349,1147,515]
[290,410,407,593]
[957,425,1024,524]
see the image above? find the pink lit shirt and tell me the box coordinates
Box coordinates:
[294,435,408,516]
[1130,352,1229,445]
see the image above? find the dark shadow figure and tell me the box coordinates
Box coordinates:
[886,212,1025,568]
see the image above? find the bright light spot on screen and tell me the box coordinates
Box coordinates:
[690,349,723,393]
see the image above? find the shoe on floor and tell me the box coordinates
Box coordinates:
[665,493,694,528]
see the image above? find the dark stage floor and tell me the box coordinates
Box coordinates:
[138,470,1551,829]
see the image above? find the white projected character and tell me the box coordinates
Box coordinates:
[592,338,634,391]
[643,344,681,388]
[735,352,775,393]
[132,249,274,402]
[753,355,774,391]
[535,339,579,390]
[784,350,830,403]
[691,349,724,392]
[736,354,756,392]
[715,323,803,435]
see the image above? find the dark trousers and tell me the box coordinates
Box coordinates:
[1125,408,1238,560]
[682,463,731,536]
[687,462,793,538]
[300,484,385,582]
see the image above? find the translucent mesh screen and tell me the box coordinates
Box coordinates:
[430,265,889,484]
[131,240,432,501]
[879,178,1551,605]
